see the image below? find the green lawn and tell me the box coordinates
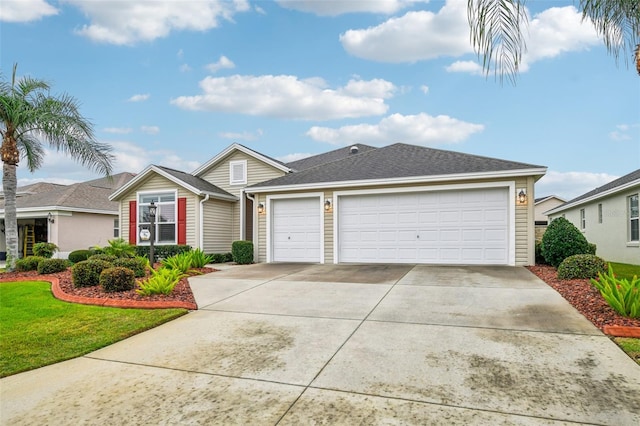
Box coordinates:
[613,338,640,365]
[609,262,640,280]
[0,281,187,377]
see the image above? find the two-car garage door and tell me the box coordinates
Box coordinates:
[269,187,510,265]
[338,188,509,264]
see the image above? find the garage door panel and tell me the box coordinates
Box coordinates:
[339,188,509,264]
[272,198,321,263]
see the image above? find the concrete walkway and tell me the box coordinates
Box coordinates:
[2,264,639,425]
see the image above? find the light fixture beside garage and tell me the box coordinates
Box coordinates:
[257,202,265,214]
[517,189,527,204]
[324,198,332,212]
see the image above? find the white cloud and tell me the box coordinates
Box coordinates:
[219,129,263,141]
[67,0,251,45]
[535,171,620,200]
[140,126,160,135]
[420,85,429,94]
[177,49,184,59]
[0,0,57,22]
[277,152,314,163]
[445,60,483,75]
[255,5,266,15]
[127,93,150,102]
[109,141,200,172]
[171,75,394,120]
[306,113,484,145]
[103,127,132,134]
[609,123,640,141]
[276,0,426,16]
[206,55,235,73]
[179,64,192,72]
[340,1,470,62]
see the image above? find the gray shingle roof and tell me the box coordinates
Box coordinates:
[156,166,235,198]
[250,143,544,188]
[562,168,640,205]
[286,144,377,171]
[0,172,136,212]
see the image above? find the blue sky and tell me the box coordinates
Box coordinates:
[1,0,638,200]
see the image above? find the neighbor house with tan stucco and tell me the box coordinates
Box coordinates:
[110,143,546,266]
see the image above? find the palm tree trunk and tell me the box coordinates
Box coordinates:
[3,162,19,271]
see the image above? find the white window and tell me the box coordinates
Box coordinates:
[580,209,586,229]
[113,219,120,238]
[629,194,639,242]
[598,203,603,224]
[229,160,247,185]
[138,192,176,244]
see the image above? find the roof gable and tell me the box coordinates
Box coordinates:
[249,143,546,190]
[192,143,290,177]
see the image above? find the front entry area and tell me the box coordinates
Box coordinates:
[337,187,510,265]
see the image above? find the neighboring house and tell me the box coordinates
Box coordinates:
[534,195,566,240]
[0,172,135,259]
[546,169,640,264]
[111,143,546,266]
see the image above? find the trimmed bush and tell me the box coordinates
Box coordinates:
[100,267,135,292]
[232,240,253,265]
[33,242,58,258]
[134,244,191,261]
[210,252,233,263]
[37,258,69,274]
[534,241,547,265]
[15,256,45,272]
[541,217,591,267]
[557,254,608,280]
[88,254,117,263]
[587,243,597,255]
[68,249,94,264]
[72,259,114,287]
[223,252,233,262]
[113,257,148,278]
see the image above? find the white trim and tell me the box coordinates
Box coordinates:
[0,206,117,218]
[239,189,246,240]
[246,192,258,260]
[229,160,247,185]
[545,178,640,216]
[199,194,210,251]
[332,181,516,266]
[135,189,178,246]
[266,192,324,264]
[109,164,238,202]
[192,143,291,176]
[249,168,546,193]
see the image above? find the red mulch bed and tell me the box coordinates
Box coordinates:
[0,267,216,309]
[527,264,640,331]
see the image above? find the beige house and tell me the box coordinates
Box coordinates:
[546,169,640,264]
[111,143,545,266]
[0,173,135,259]
[534,195,566,240]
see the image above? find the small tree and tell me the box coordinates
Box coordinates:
[541,217,591,267]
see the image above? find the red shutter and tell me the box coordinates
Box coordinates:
[177,197,187,245]
[128,200,137,245]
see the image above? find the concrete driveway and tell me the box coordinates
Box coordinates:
[2,264,639,425]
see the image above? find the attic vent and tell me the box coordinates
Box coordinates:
[350,145,359,154]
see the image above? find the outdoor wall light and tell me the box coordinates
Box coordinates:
[324,198,332,212]
[517,189,527,204]
[47,212,54,223]
[257,202,265,214]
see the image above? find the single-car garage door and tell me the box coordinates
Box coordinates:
[338,188,509,264]
[271,197,321,262]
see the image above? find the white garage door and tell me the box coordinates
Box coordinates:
[271,197,321,262]
[338,188,509,264]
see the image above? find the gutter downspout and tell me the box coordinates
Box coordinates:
[246,192,257,261]
[199,194,210,251]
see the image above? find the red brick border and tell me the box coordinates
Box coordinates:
[1,276,197,310]
[603,325,640,338]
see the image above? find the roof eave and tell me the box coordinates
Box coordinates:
[247,167,547,193]
[545,178,640,216]
[110,165,206,201]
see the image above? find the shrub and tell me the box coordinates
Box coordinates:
[591,265,640,318]
[587,243,597,255]
[134,244,191,261]
[37,258,69,274]
[15,256,45,272]
[210,252,233,263]
[534,241,547,265]
[232,240,253,265]
[72,259,113,287]
[101,238,136,258]
[223,252,233,262]
[136,268,186,296]
[113,256,149,278]
[100,267,135,292]
[88,254,117,263]
[557,254,608,280]
[33,242,58,259]
[190,249,214,268]
[541,217,591,267]
[68,249,94,264]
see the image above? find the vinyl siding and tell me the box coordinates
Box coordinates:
[202,199,234,254]
[119,174,199,248]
